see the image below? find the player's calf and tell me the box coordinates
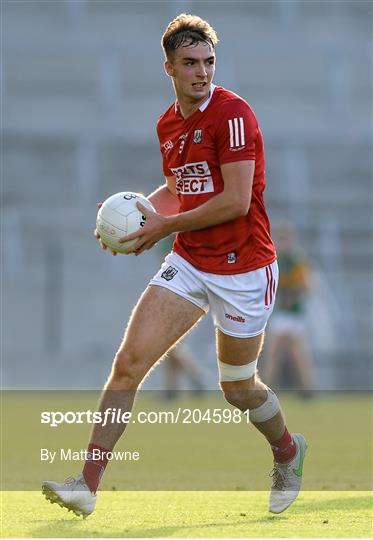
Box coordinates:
[218,362,306,512]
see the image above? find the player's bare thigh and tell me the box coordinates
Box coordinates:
[217,329,265,366]
[114,285,204,383]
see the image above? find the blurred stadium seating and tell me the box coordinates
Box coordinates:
[3,0,372,390]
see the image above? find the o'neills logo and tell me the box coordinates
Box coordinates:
[171,161,214,195]
[225,313,246,323]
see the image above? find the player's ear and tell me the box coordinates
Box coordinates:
[164,60,174,77]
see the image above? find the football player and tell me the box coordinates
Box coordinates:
[43,13,307,517]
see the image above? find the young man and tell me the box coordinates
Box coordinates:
[42,13,307,517]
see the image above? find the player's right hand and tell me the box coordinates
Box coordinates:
[95,202,117,256]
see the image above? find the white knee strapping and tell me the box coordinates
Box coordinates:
[218,359,258,382]
[249,388,280,422]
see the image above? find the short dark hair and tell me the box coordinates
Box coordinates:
[162,13,218,61]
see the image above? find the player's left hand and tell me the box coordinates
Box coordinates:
[119,202,172,256]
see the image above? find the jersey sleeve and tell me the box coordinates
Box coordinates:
[161,147,173,177]
[156,121,173,177]
[215,99,259,165]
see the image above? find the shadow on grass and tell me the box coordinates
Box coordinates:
[28,494,371,538]
[295,495,372,513]
[28,514,289,538]
[29,519,284,539]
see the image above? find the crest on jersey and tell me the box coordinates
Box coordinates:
[161,266,178,281]
[227,252,237,264]
[193,129,203,144]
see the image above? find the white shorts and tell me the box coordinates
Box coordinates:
[149,251,278,338]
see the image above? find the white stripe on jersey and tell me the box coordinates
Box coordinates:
[234,118,239,147]
[239,117,245,145]
[228,117,245,148]
[228,119,234,147]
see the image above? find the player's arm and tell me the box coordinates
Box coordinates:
[147,176,180,216]
[166,160,253,231]
[168,100,257,231]
[121,100,256,254]
[120,160,254,255]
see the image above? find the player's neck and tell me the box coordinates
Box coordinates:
[176,94,209,119]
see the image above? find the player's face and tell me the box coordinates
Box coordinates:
[165,41,215,104]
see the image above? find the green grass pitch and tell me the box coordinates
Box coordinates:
[1,392,372,537]
[1,490,372,537]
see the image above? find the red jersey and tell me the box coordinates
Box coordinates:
[156,84,276,275]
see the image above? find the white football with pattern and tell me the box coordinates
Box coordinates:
[96,192,155,254]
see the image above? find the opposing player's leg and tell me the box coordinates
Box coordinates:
[286,333,314,394]
[170,342,205,391]
[42,285,205,516]
[164,351,182,399]
[261,331,286,387]
[217,330,307,514]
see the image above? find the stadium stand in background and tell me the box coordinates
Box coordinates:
[3,0,372,390]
